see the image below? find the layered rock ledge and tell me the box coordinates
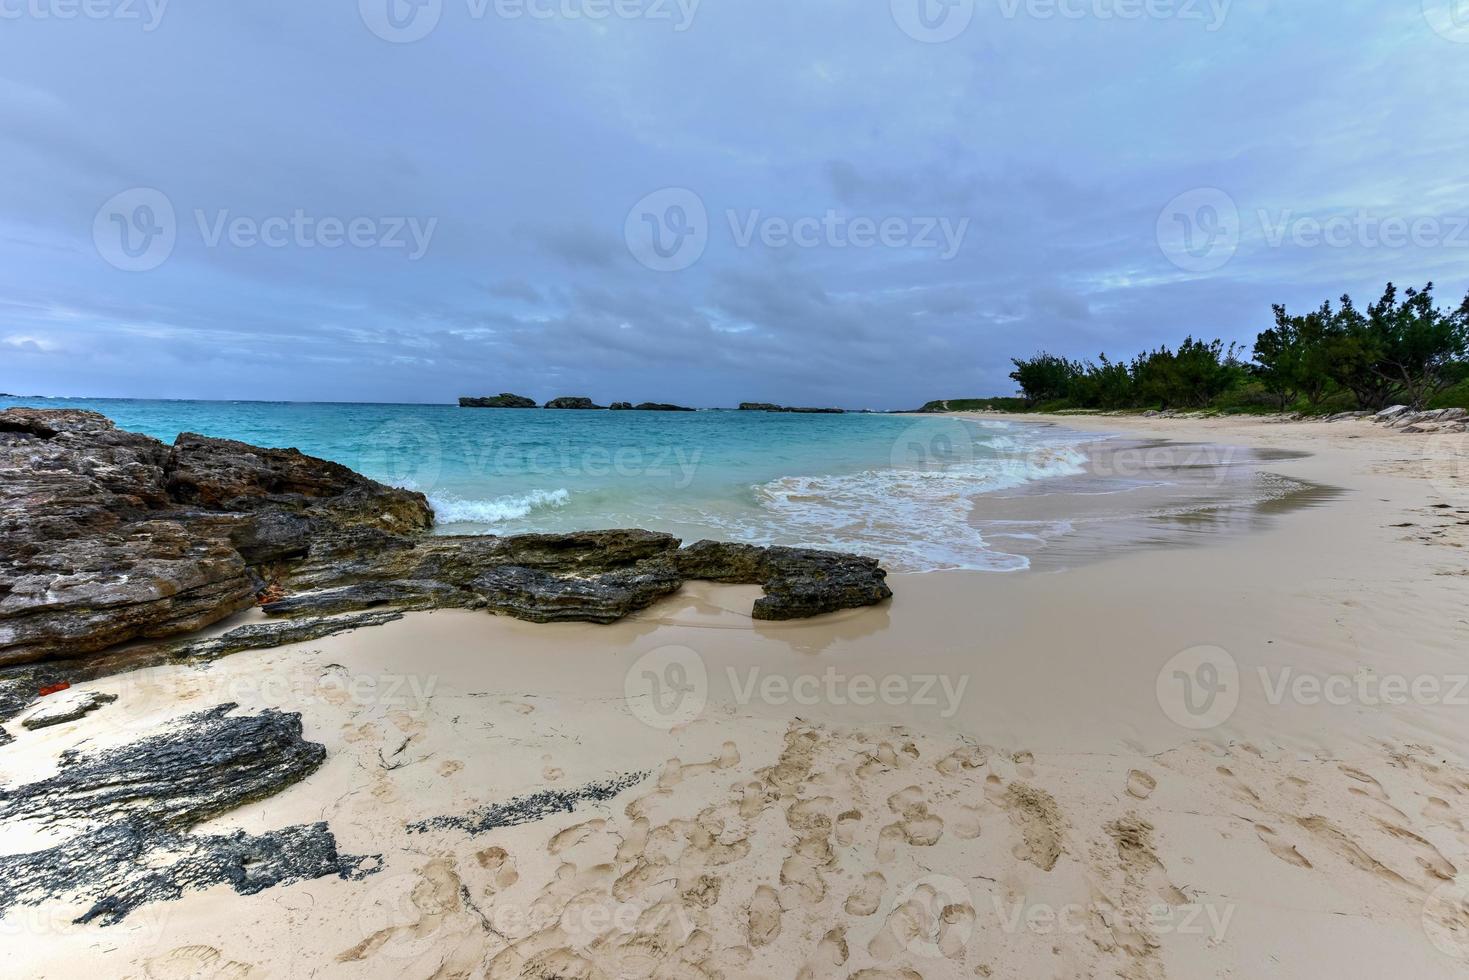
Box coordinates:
[0,408,891,671]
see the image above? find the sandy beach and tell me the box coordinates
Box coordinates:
[5,413,1469,979]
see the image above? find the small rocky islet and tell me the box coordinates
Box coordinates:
[455,394,849,412]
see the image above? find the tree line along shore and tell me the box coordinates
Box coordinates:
[931,282,1469,417]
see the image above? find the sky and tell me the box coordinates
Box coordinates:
[2,0,1468,409]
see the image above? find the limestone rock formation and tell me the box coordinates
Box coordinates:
[1,408,893,678]
[544,396,606,410]
[458,393,537,408]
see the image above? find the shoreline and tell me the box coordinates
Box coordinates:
[5,413,1469,976]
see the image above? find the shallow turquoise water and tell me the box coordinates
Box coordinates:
[0,396,1092,570]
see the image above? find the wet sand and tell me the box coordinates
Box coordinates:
[4,414,1469,978]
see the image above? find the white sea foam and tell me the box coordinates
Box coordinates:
[428,488,570,524]
[747,442,1090,572]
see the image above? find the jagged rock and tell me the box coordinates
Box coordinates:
[0,704,323,829]
[737,402,844,414]
[673,540,892,620]
[168,610,407,660]
[167,432,431,534]
[459,393,537,408]
[410,772,648,836]
[471,562,683,623]
[0,408,429,667]
[19,689,117,730]
[1324,411,1370,422]
[1374,405,1410,422]
[0,727,10,747]
[610,402,696,412]
[4,410,893,667]
[1,818,374,927]
[0,704,373,925]
[544,396,606,410]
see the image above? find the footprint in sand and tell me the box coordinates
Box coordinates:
[845,871,887,916]
[835,808,863,846]
[1255,824,1312,868]
[1002,783,1064,871]
[1296,816,1407,885]
[1339,765,1390,801]
[1423,797,1464,831]
[144,945,255,979]
[746,885,782,946]
[1374,821,1457,882]
[1215,766,1261,803]
[1126,770,1157,800]
[438,759,463,777]
[936,745,988,776]
[474,846,519,890]
[868,880,975,962]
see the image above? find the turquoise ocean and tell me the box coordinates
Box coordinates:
[1,397,1096,572]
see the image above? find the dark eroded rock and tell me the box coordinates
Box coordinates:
[458,393,537,408]
[4,408,892,668]
[0,704,372,925]
[169,610,408,660]
[543,396,606,410]
[19,689,117,730]
[409,772,648,836]
[471,563,683,624]
[0,704,323,829]
[609,402,696,412]
[674,540,892,620]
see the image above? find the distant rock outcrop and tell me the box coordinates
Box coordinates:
[739,403,846,414]
[544,397,606,410]
[458,393,537,408]
[610,402,696,412]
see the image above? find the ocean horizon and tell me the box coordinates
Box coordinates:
[2,394,1094,572]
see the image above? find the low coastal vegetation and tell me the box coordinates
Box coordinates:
[933,282,1469,416]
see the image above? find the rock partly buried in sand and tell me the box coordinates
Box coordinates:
[19,689,118,730]
[673,540,893,620]
[0,704,374,925]
[0,408,432,667]
[458,393,537,408]
[3,408,892,670]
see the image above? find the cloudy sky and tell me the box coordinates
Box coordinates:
[2,0,1467,408]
